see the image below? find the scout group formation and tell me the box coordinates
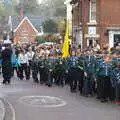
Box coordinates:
[0,42,120,105]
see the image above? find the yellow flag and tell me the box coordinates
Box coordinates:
[62,24,69,58]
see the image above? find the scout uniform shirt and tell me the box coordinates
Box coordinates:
[111,67,120,88]
[67,56,79,69]
[96,61,112,77]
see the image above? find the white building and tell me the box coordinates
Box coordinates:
[64,0,72,36]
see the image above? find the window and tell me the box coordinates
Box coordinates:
[22,31,28,35]
[90,0,96,22]
[21,37,29,43]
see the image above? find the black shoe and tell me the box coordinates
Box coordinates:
[7,81,11,85]
[34,80,39,83]
[48,84,52,87]
[100,99,108,103]
[2,81,6,84]
[80,92,83,96]
[40,81,44,85]
[20,78,23,80]
[71,89,76,93]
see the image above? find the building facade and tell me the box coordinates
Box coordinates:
[70,0,120,50]
[11,16,44,44]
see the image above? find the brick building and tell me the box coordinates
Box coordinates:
[70,0,120,50]
[11,16,44,44]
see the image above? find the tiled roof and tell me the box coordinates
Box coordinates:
[11,15,44,32]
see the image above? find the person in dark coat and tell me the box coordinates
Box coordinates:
[1,43,12,84]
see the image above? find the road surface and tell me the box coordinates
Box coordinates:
[0,76,120,120]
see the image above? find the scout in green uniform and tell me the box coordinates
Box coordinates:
[96,55,113,103]
[95,53,104,99]
[54,57,65,86]
[45,54,55,87]
[38,55,48,85]
[112,50,120,68]
[111,61,120,104]
[68,51,79,93]
[31,52,39,83]
[84,50,96,96]
[63,57,70,85]
[77,51,84,95]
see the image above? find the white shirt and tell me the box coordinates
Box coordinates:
[45,50,50,57]
[93,44,100,51]
[40,49,45,56]
[27,51,35,61]
[18,53,29,64]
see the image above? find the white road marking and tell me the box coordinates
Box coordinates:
[40,99,47,103]
[30,99,42,104]
[2,97,16,120]
[0,100,5,120]
[19,96,67,108]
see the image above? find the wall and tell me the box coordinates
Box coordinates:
[97,0,120,47]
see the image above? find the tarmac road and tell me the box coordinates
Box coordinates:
[0,76,120,120]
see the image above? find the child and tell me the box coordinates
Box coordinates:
[111,61,120,104]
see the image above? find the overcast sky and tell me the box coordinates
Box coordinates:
[37,0,43,4]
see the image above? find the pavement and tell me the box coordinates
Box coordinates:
[0,76,120,120]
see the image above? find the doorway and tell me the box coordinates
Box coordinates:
[114,34,120,47]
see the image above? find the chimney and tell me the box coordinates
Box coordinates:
[19,7,24,21]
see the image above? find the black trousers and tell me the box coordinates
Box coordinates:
[2,64,12,84]
[32,68,39,83]
[27,60,32,80]
[69,68,78,92]
[77,69,84,95]
[57,72,64,86]
[12,66,20,78]
[115,85,120,102]
[64,71,70,85]
[39,67,48,84]
[19,63,29,80]
[96,76,101,98]
[46,70,53,87]
[98,76,111,100]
